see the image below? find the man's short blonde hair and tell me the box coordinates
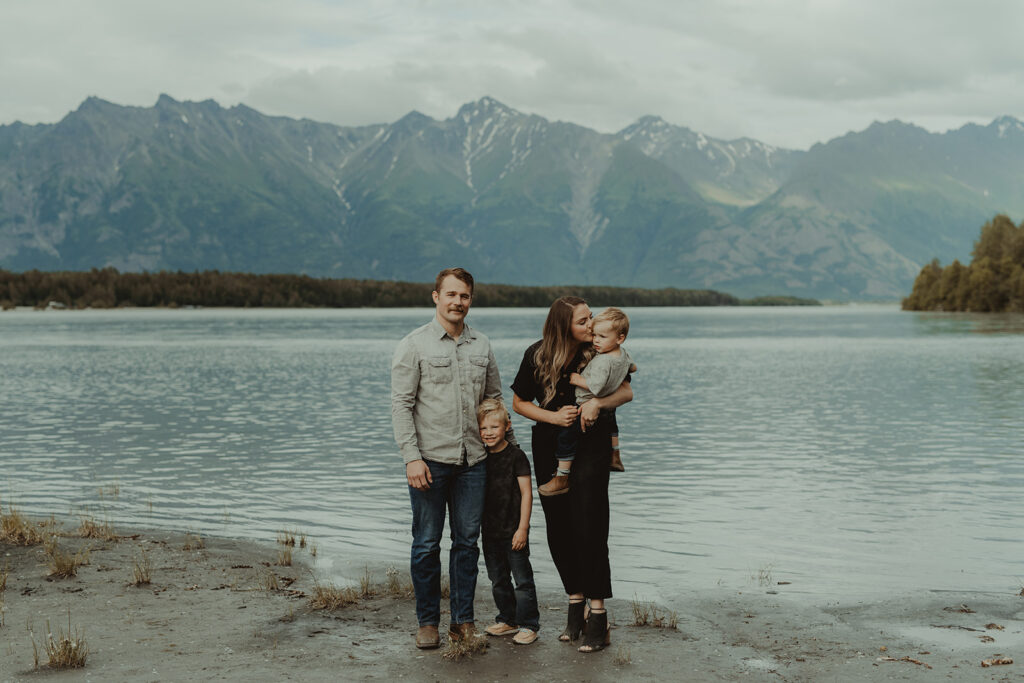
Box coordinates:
[477,397,510,424]
[593,307,629,338]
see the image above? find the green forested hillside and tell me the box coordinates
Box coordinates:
[902,214,1024,312]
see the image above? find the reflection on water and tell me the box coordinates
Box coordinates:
[1,305,1023,603]
[912,310,1024,335]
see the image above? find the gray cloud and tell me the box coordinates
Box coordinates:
[2,0,1022,149]
[731,2,1024,103]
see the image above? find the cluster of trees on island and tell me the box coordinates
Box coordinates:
[0,268,820,310]
[903,214,1024,312]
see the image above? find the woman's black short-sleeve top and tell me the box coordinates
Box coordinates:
[511,340,587,411]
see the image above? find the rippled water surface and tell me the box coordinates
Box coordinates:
[2,305,1022,602]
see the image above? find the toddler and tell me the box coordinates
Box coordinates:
[538,307,633,497]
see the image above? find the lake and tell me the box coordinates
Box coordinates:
[1,305,1022,605]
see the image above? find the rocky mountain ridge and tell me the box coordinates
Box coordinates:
[2,95,1022,299]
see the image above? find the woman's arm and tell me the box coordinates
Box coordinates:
[578,381,633,429]
[512,393,579,428]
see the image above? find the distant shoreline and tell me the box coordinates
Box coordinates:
[0,268,821,310]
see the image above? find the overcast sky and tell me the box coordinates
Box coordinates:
[3,0,1023,149]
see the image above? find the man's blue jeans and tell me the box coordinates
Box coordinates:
[483,537,540,631]
[408,458,486,626]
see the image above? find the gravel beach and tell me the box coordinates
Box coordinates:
[1,518,1021,682]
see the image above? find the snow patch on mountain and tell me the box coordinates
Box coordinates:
[996,116,1024,138]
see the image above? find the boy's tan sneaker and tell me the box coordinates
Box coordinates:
[538,474,569,497]
[485,622,519,637]
[513,628,538,645]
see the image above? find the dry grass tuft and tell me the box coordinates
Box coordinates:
[77,515,117,541]
[32,611,89,669]
[276,529,297,547]
[384,566,414,598]
[440,634,488,661]
[631,596,651,626]
[130,550,152,586]
[277,547,293,567]
[359,567,377,597]
[0,503,46,546]
[308,580,359,610]
[258,569,280,592]
[631,595,677,630]
[299,533,307,549]
[613,645,632,665]
[182,531,205,551]
[653,609,678,629]
[45,539,90,579]
[385,566,402,594]
[309,543,318,558]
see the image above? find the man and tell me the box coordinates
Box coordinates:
[391,267,508,649]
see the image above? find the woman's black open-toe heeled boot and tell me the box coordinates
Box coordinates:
[558,600,586,642]
[578,609,609,653]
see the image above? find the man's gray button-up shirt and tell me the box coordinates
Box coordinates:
[391,318,503,466]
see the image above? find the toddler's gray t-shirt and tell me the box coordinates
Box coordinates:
[575,347,633,403]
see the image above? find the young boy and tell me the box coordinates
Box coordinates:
[538,307,633,497]
[478,398,540,644]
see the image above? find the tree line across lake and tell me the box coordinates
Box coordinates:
[903,214,1024,312]
[0,268,820,310]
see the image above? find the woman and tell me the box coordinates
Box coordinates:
[511,296,633,653]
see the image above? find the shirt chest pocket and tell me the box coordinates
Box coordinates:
[469,355,489,388]
[423,357,454,383]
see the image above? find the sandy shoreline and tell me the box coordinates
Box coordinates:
[1,516,1022,682]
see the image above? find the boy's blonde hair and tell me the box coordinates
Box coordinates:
[593,307,629,338]
[477,397,510,424]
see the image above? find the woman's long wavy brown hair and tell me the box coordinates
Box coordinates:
[533,296,591,407]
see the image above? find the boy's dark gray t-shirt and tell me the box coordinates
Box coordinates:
[482,443,532,539]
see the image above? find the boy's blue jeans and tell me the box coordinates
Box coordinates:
[408,458,486,627]
[482,536,540,631]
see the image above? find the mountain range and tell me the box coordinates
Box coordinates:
[3,95,1024,299]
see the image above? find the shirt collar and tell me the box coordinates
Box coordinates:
[428,317,476,343]
[487,441,510,456]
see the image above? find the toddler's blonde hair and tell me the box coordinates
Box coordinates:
[593,307,629,338]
